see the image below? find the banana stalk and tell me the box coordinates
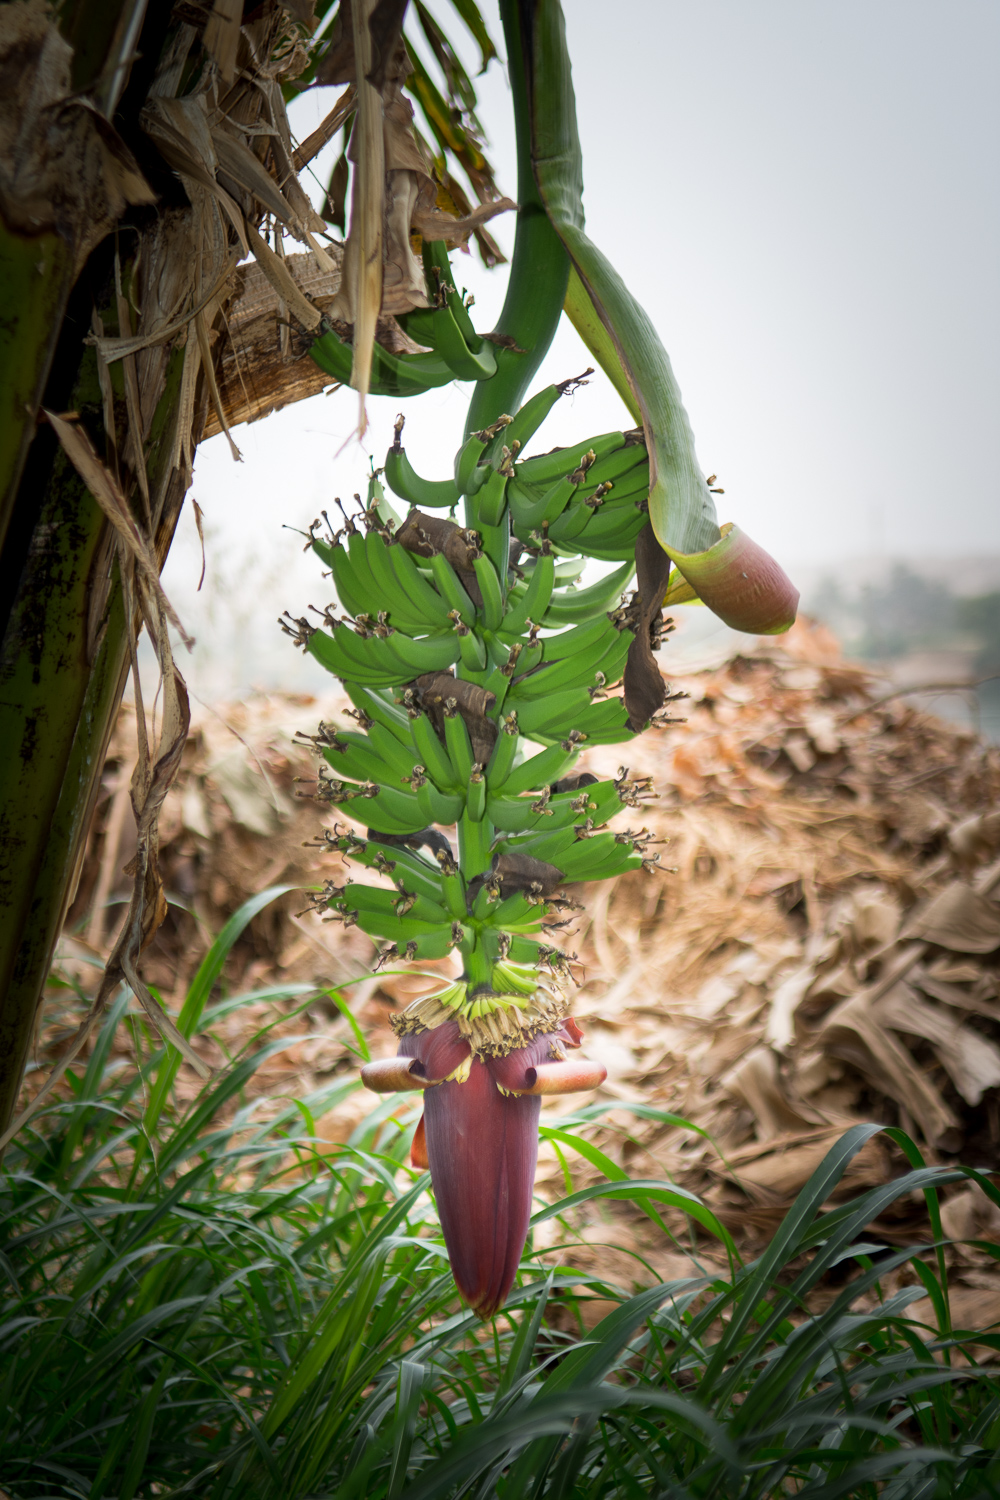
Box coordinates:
[294,0,801,1326]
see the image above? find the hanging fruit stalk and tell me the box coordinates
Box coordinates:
[292,0,799,1319]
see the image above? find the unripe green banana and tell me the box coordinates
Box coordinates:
[586,443,648,487]
[321,736,401,788]
[541,559,634,625]
[388,543,452,629]
[499,741,580,796]
[510,687,594,737]
[465,764,487,822]
[444,707,475,783]
[383,628,462,675]
[515,430,625,485]
[310,328,455,398]
[343,838,445,905]
[485,713,519,789]
[344,684,411,744]
[486,890,543,929]
[428,552,476,623]
[499,381,566,456]
[501,550,555,635]
[416,779,464,826]
[407,710,458,790]
[384,440,462,511]
[477,519,510,584]
[508,472,577,533]
[472,554,505,630]
[473,466,509,527]
[309,629,400,688]
[454,428,501,495]
[354,781,427,833]
[426,300,498,382]
[363,533,428,635]
[326,543,368,621]
[501,824,583,864]
[455,626,487,673]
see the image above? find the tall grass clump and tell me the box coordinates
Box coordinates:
[2,898,1000,1499]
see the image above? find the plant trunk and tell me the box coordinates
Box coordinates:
[0,1,207,1136]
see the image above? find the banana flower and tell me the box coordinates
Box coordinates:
[362,999,605,1319]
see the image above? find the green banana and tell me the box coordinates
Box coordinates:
[408,710,458,790]
[484,714,519,789]
[508,472,578,533]
[477,518,510,582]
[343,684,412,744]
[428,552,476,622]
[358,781,428,836]
[557,840,644,883]
[444,708,475,783]
[536,613,618,663]
[514,430,625,485]
[505,641,619,701]
[472,554,505,630]
[473,465,508,527]
[416,780,464,826]
[382,628,461,675]
[485,779,612,835]
[497,741,580,796]
[427,300,498,382]
[510,686,594,737]
[327,722,418,783]
[308,629,400,688]
[338,839,445,905]
[384,441,462,511]
[454,430,495,496]
[310,328,455,397]
[586,443,648,488]
[364,532,429,635]
[323,543,367,621]
[501,549,555,635]
[455,626,487,672]
[388,543,452,629]
[346,530,381,605]
[498,381,567,456]
[337,883,451,928]
[500,824,583,864]
[542,559,635,625]
[466,766,487,822]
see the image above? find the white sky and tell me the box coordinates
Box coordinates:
[163,0,1000,693]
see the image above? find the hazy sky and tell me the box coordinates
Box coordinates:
[164,0,1000,682]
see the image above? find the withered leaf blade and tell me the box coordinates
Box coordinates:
[492,851,564,897]
[902,881,1000,954]
[366,0,409,92]
[622,523,672,732]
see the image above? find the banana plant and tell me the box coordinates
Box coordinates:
[291,0,798,1319]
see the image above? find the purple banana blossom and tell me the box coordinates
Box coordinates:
[362,1012,606,1319]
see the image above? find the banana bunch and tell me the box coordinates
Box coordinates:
[292,383,673,997]
[309,241,500,400]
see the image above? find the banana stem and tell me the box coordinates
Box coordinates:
[463,1,569,442]
[461,935,493,992]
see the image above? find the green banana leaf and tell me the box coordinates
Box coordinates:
[525,0,798,635]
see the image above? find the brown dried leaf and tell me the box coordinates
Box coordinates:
[903,881,1000,954]
[623,524,671,731]
[44,411,193,648]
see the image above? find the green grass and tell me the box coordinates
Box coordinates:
[3,896,1000,1498]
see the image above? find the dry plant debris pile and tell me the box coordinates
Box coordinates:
[59,622,1000,1288]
